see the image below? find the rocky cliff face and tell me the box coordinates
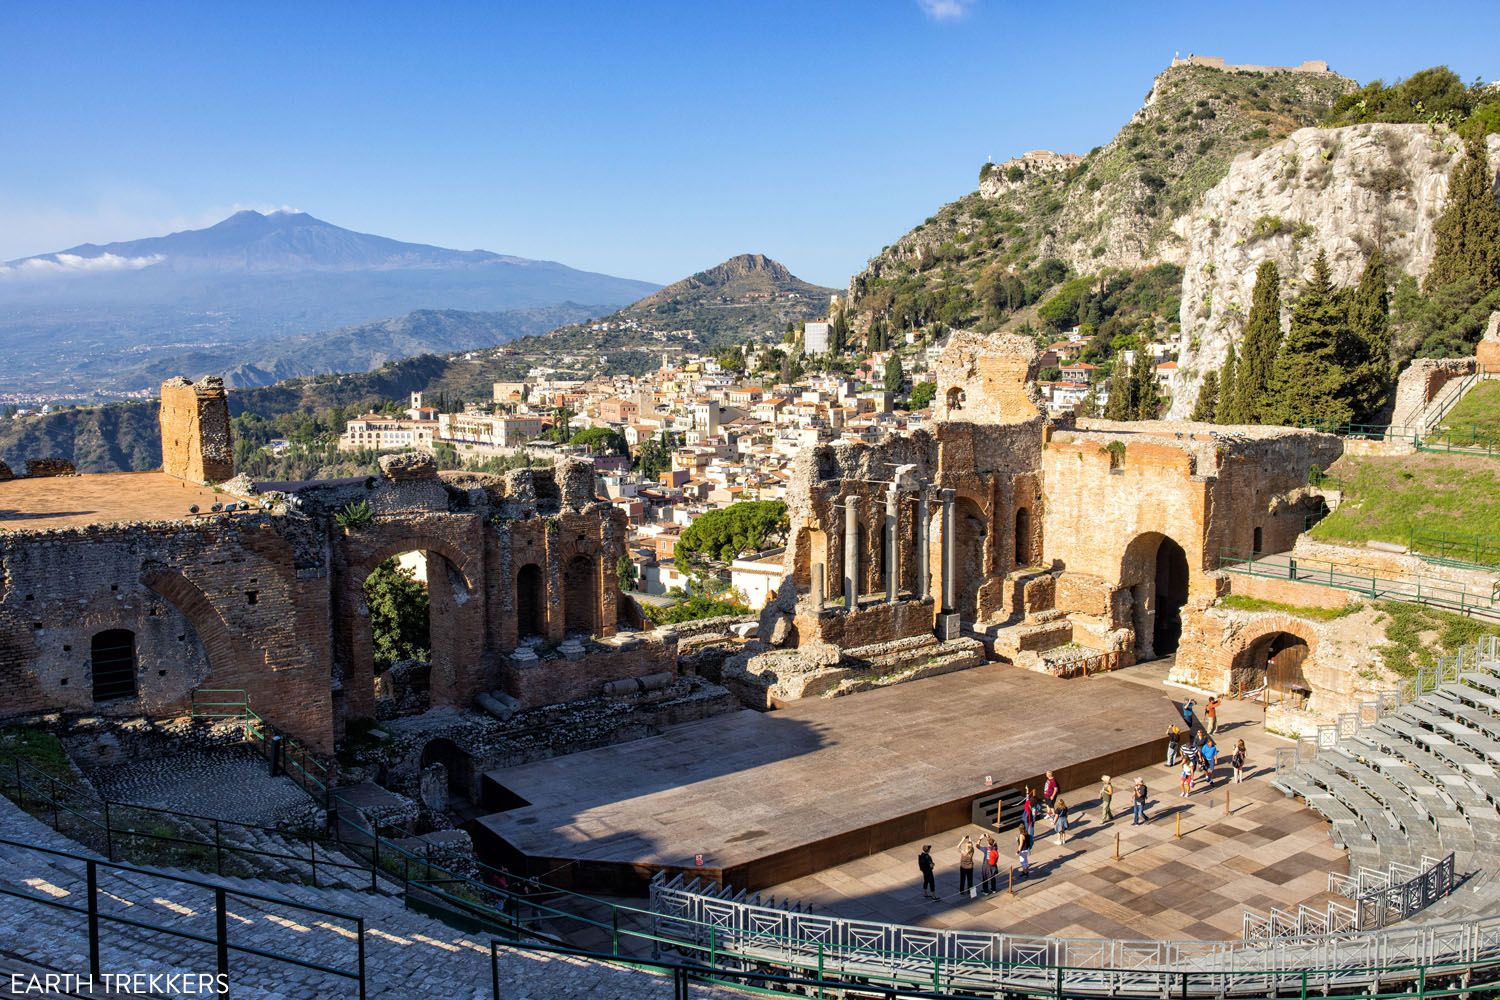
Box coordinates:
[1168,126,1500,416]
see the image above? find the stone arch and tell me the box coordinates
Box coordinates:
[516,563,545,638]
[954,496,988,620]
[564,554,599,635]
[1229,619,1320,700]
[339,534,483,715]
[1121,532,1190,660]
[141,568,250,676]
[420,736,475,799]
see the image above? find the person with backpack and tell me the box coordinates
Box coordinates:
[1132,777,1148,825]
[918,844,936,900]
[1232,739,1247,784]
[956,834,976,896]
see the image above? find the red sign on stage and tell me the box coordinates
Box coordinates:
[695,853,704,867]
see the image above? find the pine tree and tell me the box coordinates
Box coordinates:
[1427,133,1500,295]
[1189,367,1220,422]
[1131,347,1162,419]
[1264,252,1354,428]
[1215,345,1237,424]
[1339,251,1394,422]
[1102,363,1135,420]
[1231,260,1283,423]
[1080,381,1101,418]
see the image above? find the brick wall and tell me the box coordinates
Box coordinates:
[159,376,234,484]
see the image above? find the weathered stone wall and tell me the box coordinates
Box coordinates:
[934,330,1043,424]
[1390,357,1476,429]
[160,376,235,484]
[0,456,634,754]
[501,632,677,707]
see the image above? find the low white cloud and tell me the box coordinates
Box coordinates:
[917,0,975,20]
[0,252,165,279]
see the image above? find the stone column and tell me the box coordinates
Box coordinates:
[940,488,956,613]
[937,488,959,640]
[884,483,899,603]
[843,494,860,610]
[916,489,931,601]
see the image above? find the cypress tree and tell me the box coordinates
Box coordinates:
[1232,260,1283,423]
[1215,345,1238,424]
[1131,347,1163,419]
[1080,381,1101,418]
[1102,363,1135,420]
[1189,367,1220,422]
[1264,252,1354,428]
[1427,133,1500,295]
[1340,251,1394,422]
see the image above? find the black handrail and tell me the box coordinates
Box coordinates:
[0,835,366,999]
[1,755,369,885]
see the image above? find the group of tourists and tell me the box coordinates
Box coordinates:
[918,692,1256,902]
[1169,697,1248,794]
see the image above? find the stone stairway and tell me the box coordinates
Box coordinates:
[0,796,732,999]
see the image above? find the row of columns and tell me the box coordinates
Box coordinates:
[840,487,956,616]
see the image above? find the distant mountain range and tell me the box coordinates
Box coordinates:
[537,253,835,355]
[0,210,658,396]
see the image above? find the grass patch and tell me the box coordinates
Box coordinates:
[1373,601,1500,677]
[0,726,72,781]
[1437,381,1500,445]
[1218,595,1360,621]
[1309,453,1500,558]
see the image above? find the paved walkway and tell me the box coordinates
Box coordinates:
[764,662,1345,942]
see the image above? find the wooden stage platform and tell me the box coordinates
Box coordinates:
[475,663,1179,892]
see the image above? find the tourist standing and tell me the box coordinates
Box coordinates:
[1180,757,1194,797]
[1232,739,1248,784]
[1043,771,1059,808]
[1166,726,1180,767]
[1021,788,1035,840]
[1205,696,1219,736]
[981,837,1000,894]
[957,835,976,896]
[1099,775,1114,823]
[1132,777,1148,825]
[918,845,936,900]
[1202,738,1219,786]
[1181,699,1197,733]
[1016,825,1031,877]
[1053,797,1070,845]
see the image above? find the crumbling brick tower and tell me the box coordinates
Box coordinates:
[159,376,234,484]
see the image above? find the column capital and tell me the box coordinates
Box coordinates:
[939,487,957,503]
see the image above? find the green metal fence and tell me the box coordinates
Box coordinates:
[1217,548,1500,620]
[190,688,331,803]
[1409,529,1500,571]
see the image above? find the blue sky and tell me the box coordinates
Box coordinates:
[1,1,1495,288]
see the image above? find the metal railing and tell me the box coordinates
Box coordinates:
[1218,547,1500,620]
[1409,529,1500,571]
[0,835,366,998]
[190,688,331,804]
[1,752,370,890]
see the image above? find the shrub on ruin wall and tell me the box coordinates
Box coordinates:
[334,500,374,530]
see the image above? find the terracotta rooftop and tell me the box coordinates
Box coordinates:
[0,472,245,532]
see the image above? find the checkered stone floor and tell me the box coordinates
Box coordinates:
[765,665,1346,942]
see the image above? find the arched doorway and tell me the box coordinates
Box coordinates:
[564,555,598,634]
[1122,532,1190,660]
[516,563,544,638]
[1235,631,1313,706]
[1152,536,1188,655]
[1014,507,1032,567]
[954,498,988,620]
[91,629,138,702]
[363,553,431,675]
